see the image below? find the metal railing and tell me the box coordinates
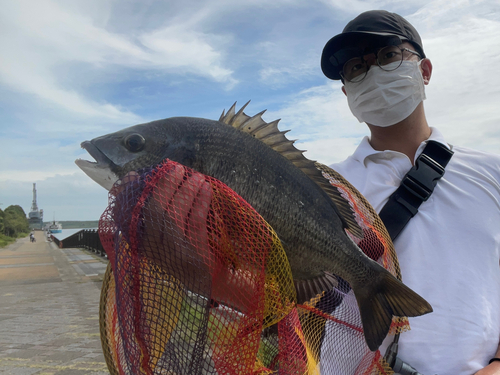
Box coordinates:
[53,229,107,258]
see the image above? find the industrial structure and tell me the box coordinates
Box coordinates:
[28,183,43,229]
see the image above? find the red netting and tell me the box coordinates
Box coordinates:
[98,160,406,374]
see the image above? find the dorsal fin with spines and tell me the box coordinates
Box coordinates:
[219,101,363,239]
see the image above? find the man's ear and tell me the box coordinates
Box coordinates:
[342,86,347,96]
[420,58,432,85]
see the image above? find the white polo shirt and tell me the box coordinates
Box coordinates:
[328,127,500,375]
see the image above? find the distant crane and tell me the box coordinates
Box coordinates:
[28,183,43,229]
[31,183,38,213]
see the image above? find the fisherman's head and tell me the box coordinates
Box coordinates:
[321,10,432,127]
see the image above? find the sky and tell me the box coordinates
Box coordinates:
[1,0,499,221]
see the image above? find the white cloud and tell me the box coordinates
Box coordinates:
[266,0,500,163]
[257,43,319,87]
[2,0,499,222]
[262,83,368,164]
[0,137,88,182]
[0,171,109,221]
[138,26,237,88]
[413,1,500,154]
[0,0,238,120]
[317,0,429,18]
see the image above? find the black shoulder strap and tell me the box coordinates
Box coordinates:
[378,140,454,241]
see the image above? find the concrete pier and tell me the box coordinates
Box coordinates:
[0,231,109,374]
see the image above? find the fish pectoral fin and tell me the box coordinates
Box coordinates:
[294,272,339,304]
[356,267,433,352]
[312,163,365,239]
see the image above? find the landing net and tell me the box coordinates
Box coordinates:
[98,160,407,374]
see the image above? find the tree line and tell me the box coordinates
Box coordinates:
[0,205,30,247]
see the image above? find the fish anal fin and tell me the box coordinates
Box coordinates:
[294,272,339,304]
[356,266,433,351]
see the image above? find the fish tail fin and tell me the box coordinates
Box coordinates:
[356,268,432,351]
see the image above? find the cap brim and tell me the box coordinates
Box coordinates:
[321,31,403,80]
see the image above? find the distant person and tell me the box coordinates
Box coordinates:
[319,9,500,375]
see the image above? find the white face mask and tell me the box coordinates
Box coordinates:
[344,60,426,127]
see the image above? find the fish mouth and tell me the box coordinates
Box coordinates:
[77,141,115,168]
[75,141,119,191]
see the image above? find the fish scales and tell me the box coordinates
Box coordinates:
[76,110,432,351]
[124,117,359,284]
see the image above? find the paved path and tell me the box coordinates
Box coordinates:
[0,231,110,374]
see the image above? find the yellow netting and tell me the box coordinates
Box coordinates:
[98,160,407,374]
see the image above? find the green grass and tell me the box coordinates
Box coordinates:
[0,232,29,248]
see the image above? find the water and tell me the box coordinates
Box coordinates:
[49,228,98,241]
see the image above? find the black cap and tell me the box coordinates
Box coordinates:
[321,10,425,80]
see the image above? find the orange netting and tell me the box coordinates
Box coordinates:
[98,159,407,374]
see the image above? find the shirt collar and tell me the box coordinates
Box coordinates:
[351,127,450,165]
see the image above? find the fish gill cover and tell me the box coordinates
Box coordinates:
[98,159,408,375]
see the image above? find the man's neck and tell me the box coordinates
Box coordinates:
[367,103,431,163]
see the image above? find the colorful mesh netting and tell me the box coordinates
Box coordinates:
[98,159,408,374]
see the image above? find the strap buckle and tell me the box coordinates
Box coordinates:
[401,153,445,202]
[378,140,453,241]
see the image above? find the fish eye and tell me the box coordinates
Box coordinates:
[124,133,145,152]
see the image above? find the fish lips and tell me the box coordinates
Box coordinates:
[81,140,116,166]
[75,140,120,191]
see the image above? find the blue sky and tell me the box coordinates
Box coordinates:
[1,0,499,221]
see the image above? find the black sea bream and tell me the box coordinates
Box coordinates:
[76,103,432,351]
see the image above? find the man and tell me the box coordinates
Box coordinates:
[319,10,500,375]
